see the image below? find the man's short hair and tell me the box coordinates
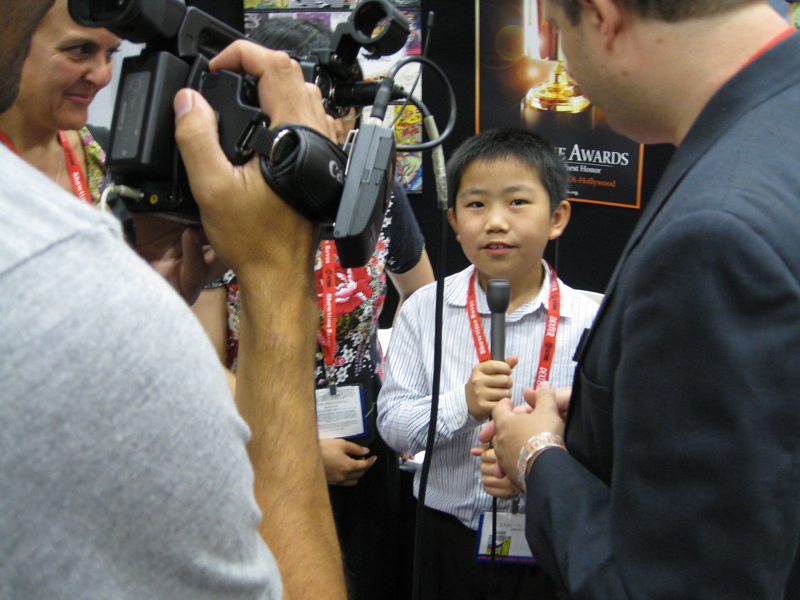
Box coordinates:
[446,128,568,213]
[553,0,760,25]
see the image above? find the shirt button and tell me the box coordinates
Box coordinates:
[456,415,463,424]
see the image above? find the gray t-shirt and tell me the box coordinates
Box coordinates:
[0,146,281,599]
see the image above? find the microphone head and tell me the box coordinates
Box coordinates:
[486,279,511,314]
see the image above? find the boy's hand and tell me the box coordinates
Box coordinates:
[470,444,522,499]
[465,356,519,421]
[320,439,378,487]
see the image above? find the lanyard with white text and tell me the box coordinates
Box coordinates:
[0,130,91,204]
[58,131,92,205]
[466,264,561,387]
[316,240,339,394]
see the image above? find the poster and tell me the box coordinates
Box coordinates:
[477,0,643,208]
[391,105,423,192]
[244,1,423,192]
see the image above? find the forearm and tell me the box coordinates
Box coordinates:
[171,42,347,599]
[236,266,345,600]
[378,385,476,455]
[379,306,476,453]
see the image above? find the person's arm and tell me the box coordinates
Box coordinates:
[386,247,434,324]
[191,284,237,396]
[173,41,345,600]
[383,182,434,325]
[377,293,484,454]
[488,212,800,598]
[191,286,227,362]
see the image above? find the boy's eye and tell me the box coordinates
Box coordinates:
[510,198,530,206]
[466,201,484,209]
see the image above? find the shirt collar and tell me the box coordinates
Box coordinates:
[445,261,576,321]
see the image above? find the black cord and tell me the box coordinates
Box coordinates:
[390,11,434,130]
[371,55,456,152]
[489,497,498,598]
[411,203,449,600]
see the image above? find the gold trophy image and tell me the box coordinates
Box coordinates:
[521,0,594,130]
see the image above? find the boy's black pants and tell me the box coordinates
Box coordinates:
[418,506,562,600]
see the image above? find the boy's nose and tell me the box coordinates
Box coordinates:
[484,206,510,232]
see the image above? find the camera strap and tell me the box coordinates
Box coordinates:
[244,123,347,225]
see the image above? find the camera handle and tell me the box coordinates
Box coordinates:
[246,123,347,226]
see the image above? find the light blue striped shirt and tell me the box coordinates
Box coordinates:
[377,262,599,530]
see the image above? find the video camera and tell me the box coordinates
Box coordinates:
[67,0,410,267]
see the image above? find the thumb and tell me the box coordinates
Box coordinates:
[173,89,229,206]
[477,421,496,444]
[491,397,515,424]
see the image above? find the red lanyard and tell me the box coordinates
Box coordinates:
[58,131,92,205]
[744,27,794,68]
[0,130,91,204]
[467,268,492,363]
[466,264,561,388]
[0,131,21,157]
[317,240,339,392]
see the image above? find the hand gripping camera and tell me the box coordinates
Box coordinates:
[67,0,410,267]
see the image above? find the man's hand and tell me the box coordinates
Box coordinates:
[174,42,332,279]
[477,383,567,489]
[465,356,519,421]
[320,439,378,486]
[524,385,572,421]
[470,444,522,499]
[132,215,227,305]
[172,41,347,599]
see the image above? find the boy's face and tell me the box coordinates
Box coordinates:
[448,157,569,287]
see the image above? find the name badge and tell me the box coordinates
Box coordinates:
[315,385,366,439]
[474,511,538,565]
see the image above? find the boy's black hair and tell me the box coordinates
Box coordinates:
[446,128,568,213]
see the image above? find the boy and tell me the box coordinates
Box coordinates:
[377,128,598,599]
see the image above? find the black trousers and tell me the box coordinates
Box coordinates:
[417,506,562,600]
[329,435,406,600]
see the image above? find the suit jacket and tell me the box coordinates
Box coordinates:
[525,32,800,599]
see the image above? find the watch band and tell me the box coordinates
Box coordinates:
[516,432,566,492]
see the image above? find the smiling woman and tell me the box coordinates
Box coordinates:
[0,0,119,204]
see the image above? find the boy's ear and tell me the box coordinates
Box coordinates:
[447,208,461,242]
[548,200,571,240]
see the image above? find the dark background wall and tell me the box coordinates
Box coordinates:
[175,0,678,328]
[379,0,674,327]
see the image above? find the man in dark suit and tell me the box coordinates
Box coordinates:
[480,0,800,597]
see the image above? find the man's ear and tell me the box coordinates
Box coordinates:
[578,0,625,49]
[548,200,571,240]
[447,208,461,242]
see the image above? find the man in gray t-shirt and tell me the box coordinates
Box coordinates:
[0,149,282,598]
[0,3,346,597]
